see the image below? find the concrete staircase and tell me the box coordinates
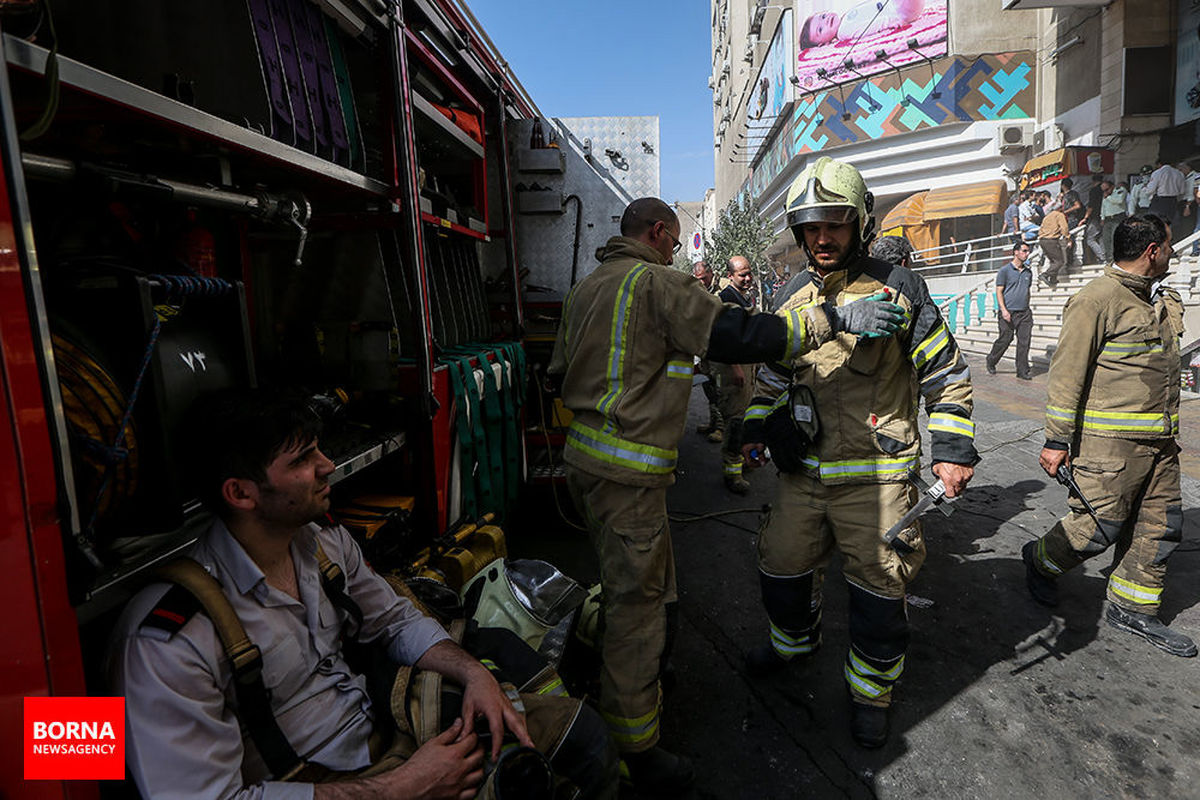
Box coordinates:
[948,263,1103,373]
[943,251,1200,375]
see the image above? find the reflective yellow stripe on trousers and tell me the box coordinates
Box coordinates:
[844,652,905,698]
[601,706,660,748]
[1109,574,1162,605]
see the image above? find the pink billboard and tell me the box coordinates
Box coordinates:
[793,0,948,92]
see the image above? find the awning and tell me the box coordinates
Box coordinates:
[922,179,1008,220]
[1022,148,1066,175]
[880,191,927,230]
[1020,146,1115,189]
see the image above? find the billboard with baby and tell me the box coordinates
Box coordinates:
[793,0,949,91]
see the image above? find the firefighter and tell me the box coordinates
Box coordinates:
[549,196,906,792]
[740,158,977,749]
[712,256,758,494]
[1024,214,1196,658]
[110,389,620,799]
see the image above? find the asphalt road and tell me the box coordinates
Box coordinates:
[514,355,1200,799]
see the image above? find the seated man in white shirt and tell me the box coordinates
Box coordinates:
[110,388,617,800]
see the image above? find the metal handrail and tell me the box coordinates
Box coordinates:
[910,223,1087,275]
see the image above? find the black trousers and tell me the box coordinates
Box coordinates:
[987,308,1033,377]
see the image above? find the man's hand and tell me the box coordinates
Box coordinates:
[742,442,768,468]
[317,719,483,800]
[1039,446,1070,477]
[1001,308,1011,323]
[830,292,905,337]
[415,640,533,760]
[932,462,973,498]
[460,665,533,759]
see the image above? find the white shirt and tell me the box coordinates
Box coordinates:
[1146,164,1186,200]
[111,520,450,800]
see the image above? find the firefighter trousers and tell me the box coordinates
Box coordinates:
[1031,436,1182,613]
[757,472,924,707]
[566,466,676,753]
[716,363,755,477]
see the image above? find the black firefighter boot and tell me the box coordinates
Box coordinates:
[1021,540,1059,607]
[1105,603,1198,658]
[622,746,695,796]
[849,700,890,749]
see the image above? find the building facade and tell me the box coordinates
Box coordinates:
[710,0,1191,269]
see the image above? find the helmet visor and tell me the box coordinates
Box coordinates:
[786,204,857,229]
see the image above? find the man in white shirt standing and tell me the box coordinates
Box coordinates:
[1145,157,1186,229]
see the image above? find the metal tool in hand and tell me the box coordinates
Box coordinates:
[883,474,958,553]
[1055,465,1101,526]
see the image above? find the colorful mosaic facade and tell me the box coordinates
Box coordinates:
[750,52,1035,199]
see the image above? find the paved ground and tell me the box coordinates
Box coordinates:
[515,354,1200,799]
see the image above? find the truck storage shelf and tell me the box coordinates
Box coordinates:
[421,211,489,240]
[328,431,407,484]
[412,92,485,160]
[4,35,390,197]
[75,429,406,621]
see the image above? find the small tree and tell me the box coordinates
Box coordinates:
[704,195,777,304]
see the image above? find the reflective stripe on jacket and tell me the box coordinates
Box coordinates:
[746,256,976,485]
[1044,264,1183,444]
[550,237,835,486]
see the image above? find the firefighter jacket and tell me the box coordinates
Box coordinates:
[549,236,836,487]
[1044,264,1183,446]
[744,256,977,485]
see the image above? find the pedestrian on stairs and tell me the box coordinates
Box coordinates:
[1038,203,1072,287]
[986,242,1034,380]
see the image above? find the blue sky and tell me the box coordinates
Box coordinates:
[468,0,715,203]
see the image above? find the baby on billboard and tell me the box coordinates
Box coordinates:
[799,0,925,47]
[793,0,947,90]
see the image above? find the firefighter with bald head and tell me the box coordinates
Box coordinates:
[550,196,905,792]
[741,158,977,748]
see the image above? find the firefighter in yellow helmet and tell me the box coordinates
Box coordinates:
[550,197,906,793]
[742,158,978,748]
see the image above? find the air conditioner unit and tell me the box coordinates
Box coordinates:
[743,36,757,63]
[707,75,715,90]
[722,56,730,76]
[713,87,723,105]
[996,123,1033,152]
[1032,124,1064,155]
[749,0,768,36]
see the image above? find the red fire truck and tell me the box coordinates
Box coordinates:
[1,2,549,795]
